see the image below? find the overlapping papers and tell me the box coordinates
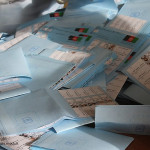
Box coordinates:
[0,0,150,149]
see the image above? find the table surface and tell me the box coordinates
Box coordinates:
[123,134,150,150]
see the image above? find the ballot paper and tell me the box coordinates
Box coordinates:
[107,0,150,35]
[22,56,75,91]
[0,83,30,101]
[8,35,61,56]
[44,49,91,89]
[95,105,150,135]
[64,0,118,20]
[59,86,117,118]
[84,72,106,91]
[15,12,58,38]
[0,89,77,136]
[106,73,128,100]
[49,42,117,89]
[86,30,137,78]
[63,46,117,89]
[49,50,90,64]
[0,47,31,83]
[53,117,94,133]
[39,27,88,48]
[92,26,145,52]
[16,22,47,38]
[123,84,150,105]
[32,126,134,150]
[16,6,65,38]
[47,49,94,89]
[123,45,150,94]
[0,135,37,150]
[98,41,131,75]
[0,132,44,150]
[0,33,31,51]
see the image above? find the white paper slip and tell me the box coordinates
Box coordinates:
[95,105,150,135]
[123,84,150,105]
[106,73,127,100]
[32,126,134,150]
[126,59,150,89]
[0,134,40,150]
[99,42,131,75]
[49,50,90,64]
[59,86,117,118]
[109,15,147,34]
[16,22,47,38]
[123,46,150,93]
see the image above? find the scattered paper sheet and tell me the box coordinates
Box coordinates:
[0,89,77,136]
[109,15,146,34]
[125,48,150,92]
[59,86,117,117]
[0,132,44,150]
[0,47,31,81]
[50,50,90,64]
[0,33,31,51]
[32,126,134,150]
[96,105,150,135]
[106,73,128,100]
[99,42,131,75]
[123,84,150,105]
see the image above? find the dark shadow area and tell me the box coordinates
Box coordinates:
[20,0,56,23]
[0,0,56,34]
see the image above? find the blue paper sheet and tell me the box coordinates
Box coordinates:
[0,83,30,101]
[123,44,150,94]
[32,126,133,150]
[96,105,150,135]
[123,84,150,105]
[106,0,150,36]
[53,117,94,133]
[0,89,77,136]
[0,47,31,82]
[64,0,118,20]
[8,35,61,56]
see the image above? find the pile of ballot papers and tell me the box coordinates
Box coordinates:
[0,0,150,149]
